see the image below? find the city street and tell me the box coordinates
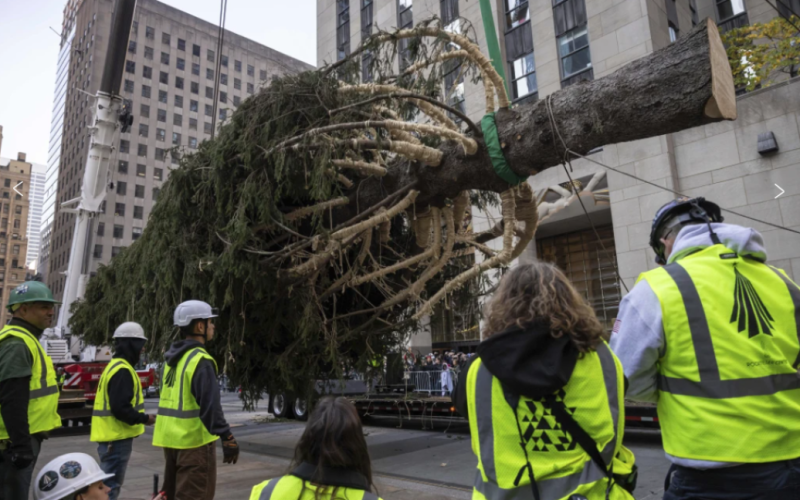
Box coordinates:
[33,394,671,500]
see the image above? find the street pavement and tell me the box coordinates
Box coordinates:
[33,394,670,499]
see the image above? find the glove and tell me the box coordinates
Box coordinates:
[146,414,157,426]
[10,446,34,470]
[222,434,239,464]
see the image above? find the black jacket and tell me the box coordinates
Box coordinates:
[107,338,149,427]
[164,339,231,440]
[453,321,579,419]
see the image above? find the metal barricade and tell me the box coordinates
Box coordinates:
[405,370,459,394]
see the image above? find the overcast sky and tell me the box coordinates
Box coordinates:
[0,0,316,165]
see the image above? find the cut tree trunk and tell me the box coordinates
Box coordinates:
[346,18,735,215]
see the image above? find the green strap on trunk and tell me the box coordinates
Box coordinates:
[478,0,509,97]
[481,113,528,186]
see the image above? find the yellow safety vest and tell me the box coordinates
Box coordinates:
[0,325,61,439]
[467,342,635,500]
[639,243,800,463]
[250,475,381,500]
[90,358,145,442]
[152,347,218,449]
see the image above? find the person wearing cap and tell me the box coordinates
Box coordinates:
[0,281,62,500]
[90,322,157,500]
[609,197,800,499]
[153,300,239,500]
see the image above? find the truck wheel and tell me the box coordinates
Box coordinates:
[271,393,291,419]
[292,397,309,421]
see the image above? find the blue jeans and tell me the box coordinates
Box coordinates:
[97,438,134,500]
[664,458,800,500]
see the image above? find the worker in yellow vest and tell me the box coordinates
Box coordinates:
[90,322,157,500]
[250,397,382,500]
[610,197,800,500]
[453,263,637,500]
[0,281,62,500]
[153,300,239,500]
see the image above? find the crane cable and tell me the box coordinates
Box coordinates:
[210,0,229,140]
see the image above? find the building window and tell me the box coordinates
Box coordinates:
[205,104,213,116]
[511,53,537,100]
[137,144,148,157]
[174,76,184,90]
[115,203,126,217]
[120,140,130,153]
[174,95,183,107]
[689,0,698,25]
[14,206,21,215]
[207,49,216,62]
[135,185,145,198]
[220,91,227,103]
[159,71,169,84]
[234,78,241,90]
[134,206,144,220]
[190,118,198,130]
[12,245,19,255]
[153,187,161,200]
[192,62,200,76]
[173,113,182,126]
[116,181,127,196]
[716,0,748,31]
[97,222,105,236]
[124,79,134,93]
[125,61,135,73]
[119,160,129,173]
[93,244,103,258]
[157,109,167,122]
[235,60,242,72]
[219,109,227,121]
[557,25,592,86]
[178,38,186,51]
[144,46,154,60]
[397,0,414,69]
[441,0,459,26]
[112,246,122,257]
[159,90,168,103]
[156,128,166,141]
[154,168,163,181]
[247,82,254,94]
[143,66,152,79]
[145,26,155,39]
[193,44,201,56]
[206,86,214,99]
[140,104,150,118]
[362,0,374,82]
[204,122,213,134]
[128,40,137,54]
[189,137,198,149]
[191,82,199,94]
[669,23,679,41]
[336,0,351,61]
[233,95,241,106]
[155,148,167,161]
[190,100,199,112]
[666,0,680,41]
[206,68,215,80]
[504,0,536,102]
[259,69,267,80]
[132,227,143,240]
[162,32,171,45]
[247,64,255,76]
[220,73,228,85]
[138,123,148,137]
[161,52,170,65]
[142,85,151,98]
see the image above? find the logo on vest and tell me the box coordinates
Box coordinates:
[521,389,577,453]
[730,266,774,338]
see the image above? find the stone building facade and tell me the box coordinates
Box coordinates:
[47,0,313,301]
[317,0,800,353]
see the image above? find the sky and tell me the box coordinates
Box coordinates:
[0,0,317,166]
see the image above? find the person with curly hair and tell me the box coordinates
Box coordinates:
[453,262,637,500]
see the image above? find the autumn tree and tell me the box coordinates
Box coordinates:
[723,15,800,91]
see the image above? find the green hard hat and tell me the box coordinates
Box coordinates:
[7,281,61,308]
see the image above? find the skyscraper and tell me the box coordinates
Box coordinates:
[26,163,46,270]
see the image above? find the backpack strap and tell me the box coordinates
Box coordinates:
[501,388,541,500]
[545,394,612,479]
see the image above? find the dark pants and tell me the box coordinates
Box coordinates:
[0,435,42,500]
[97,438,134,500]
[664,458,800,500]
[162,442,217,500]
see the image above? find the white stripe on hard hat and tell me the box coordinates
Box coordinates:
[174,300,218,327]
[112,321,147,340]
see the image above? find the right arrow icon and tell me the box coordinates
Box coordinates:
[774,184,785,199]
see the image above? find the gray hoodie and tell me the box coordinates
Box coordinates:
[609,223,767,469]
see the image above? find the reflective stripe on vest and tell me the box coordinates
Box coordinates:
[0,326,62,439]
[471,343,625,500]
[252,476,379,500]
[90,359,145,442]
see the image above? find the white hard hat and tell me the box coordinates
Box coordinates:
[112,321,147,340]
[174,300,218,327]
[34,452,114,500]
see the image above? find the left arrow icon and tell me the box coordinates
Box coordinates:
[13,182,23,198]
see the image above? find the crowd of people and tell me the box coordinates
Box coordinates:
[1,196,799,500]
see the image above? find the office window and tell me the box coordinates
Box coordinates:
[137,164,146,177]
[128,40,137,54]
[155,148,167,161]
[135,185,145,198]
[162,32,170,45]
[134,206,144,220]
[156,128,166,141]
[161,52,170,64]
[158,90,168,103]
[177,58,185,70]
[144,46,154,60]
[441,0,459,26]
[189,118,198,130]
[178,38,186,51]
[190,99,199,112]
[173,113,182,126]
[206,68,214,80]
[247,64,254,76]
[97,222,105,237]
[143,66,152,79]
[219,109,227,121]
[159,71,169,84]
[220,91,227,103]
[204,122,213,134]
[716,0,746,21]
[174,95,183,107]
[233,95,241,106]
[132,227,143,240]
[140,104,150,118]
[220,73,228,85]
[118,160,129,174]
[259,69,267,80]
[247,82,254,94]
[120,140,130,153]
[221,55,228,67]
[689,0,698,25]
[124,79,134,93]
[138,123,148,137]
[193,44,201,56]
[398,0,414,69]
[361,0,374,81]
[116,181,127,196]
[142,85,151,98]
[206,86,214,99]
[669,23,679,41]
[206,49,214,62]
[115,203,126,217]
[173,132,181,145]
[175,76,184,89]
[125,60,135,73]
[189,137,198,149]
[511,53,537,100]
[191,82,199,94]
[337,0,351,60]
[192,62,200,76]
[157,109,167,122]
[234,78,241,90]
[154,168,163,181]
[235,60,242,72]
[14,206,21,215]
[205,104,213,116]
[137,144,148,157]
[112,246,122,257]
[557,25,592,81]
[153,187,161,200]
[666,0,680,41]
[145,26,154,39]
